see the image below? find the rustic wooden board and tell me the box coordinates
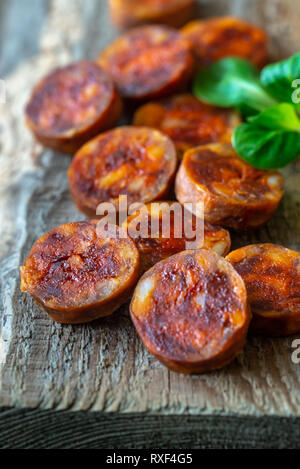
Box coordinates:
[0,0,300,420]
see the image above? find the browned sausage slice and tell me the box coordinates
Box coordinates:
[226,244,300,336]
[133,94,241,159]
[175,143,284,229]
[20,221,139,324]
[182,16,268,69]
[130,249,250,373]
[122,201,231,274]
[109,0,196,29]
[25,61,122,153]
[97,25,194,100]
[68,126,177,217]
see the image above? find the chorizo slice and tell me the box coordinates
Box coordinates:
[226,244,300,336]
[133,94,241,159]
[68,126,177,217]
[25,61,122,153]
[109,0,196,30]
[97,25,194,100]
[182,16,268,69]
[122,201,231,274]
[20,221,139,324]
[175,143,284,230]
[130,249,250,374]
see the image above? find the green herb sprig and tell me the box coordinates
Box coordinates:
[193,53,300,169]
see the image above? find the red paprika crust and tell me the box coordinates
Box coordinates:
[97,25,194,100]
[25,61,122,153]
[68,126,177,217]
[226,244,300,336]
[133,94,241,159]
[122,201,231,274]
[109,0,196,29]
[175,143,284,230]
[130,249,250,373]
[20,221,139,324]
[182,16,268,69]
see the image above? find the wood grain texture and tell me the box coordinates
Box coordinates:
[1,406,300,449]
[0,0,300,416]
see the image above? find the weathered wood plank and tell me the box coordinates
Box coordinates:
[0,0,300,415]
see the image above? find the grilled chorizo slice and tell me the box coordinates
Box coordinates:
[25,61,122,153]
[175,143,284,230]
[226,244,300,336]
[122,201,231,274]
[68,126,177,217]
[133,94,241,159]
[97,25,194,100]
[182,16,268,69]
[109,0,196,30]
[130,249,250,373]
[20,221,139,324]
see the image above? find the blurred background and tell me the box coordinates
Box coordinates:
[0,0,300,450]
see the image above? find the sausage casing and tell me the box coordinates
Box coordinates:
[175,143,284,229]
[182,16,268,69]
[25,61,122,153]
[68,126,177,217]
[109,0,196,29]
[133,94,241,159]
[122,201,231,274]
[130,249,250,373]
[20,221,139,324]
[226,244,300,336]
[97,25,194,100]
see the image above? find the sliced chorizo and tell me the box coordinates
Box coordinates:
[122,201,231,274]
[130,249,250,374]
[20,221,139,324]
[226,244,300,336]
[25,61,122,153]
[97,25,194,100]
[133,94,241,159]
[109,0,196,30]
[182,16,268,69]
[175,143,284,230]
[68,126,177,217]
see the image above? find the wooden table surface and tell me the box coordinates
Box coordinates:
[0,0,300,448]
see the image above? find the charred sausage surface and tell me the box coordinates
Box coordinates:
[182,16,268,69]
[109,0,196,29]
[122,201,231,274]
[97,25,194,100]
[175,143,284,229]
[130,249,250,373]
[133,94,241,159]
[68,126,177,217]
